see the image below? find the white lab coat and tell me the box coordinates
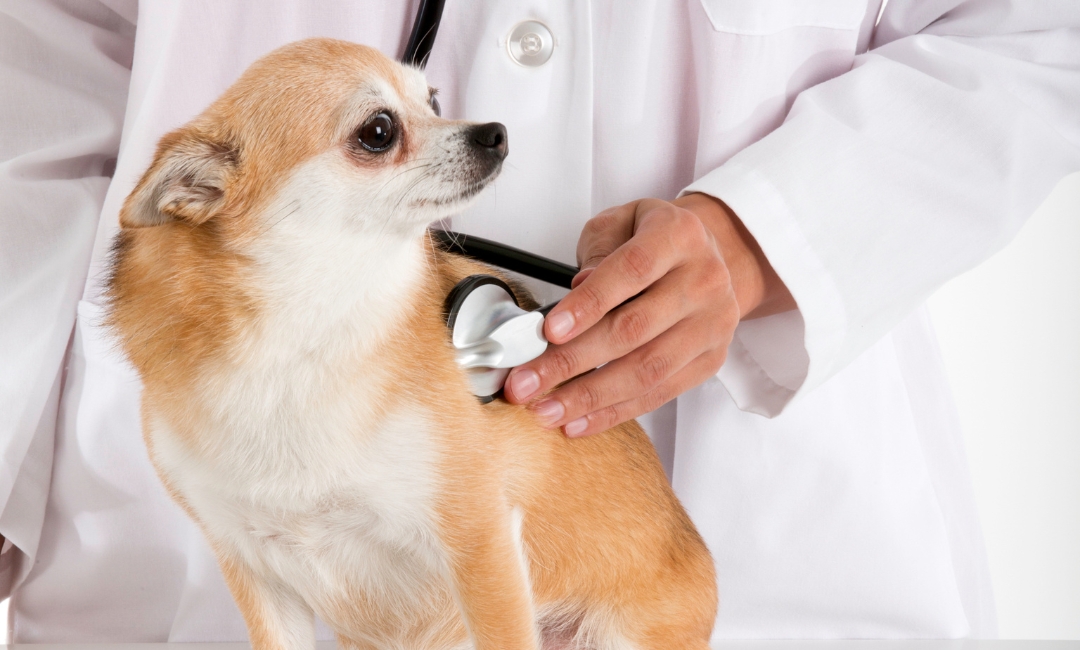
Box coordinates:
[1,0,1078,643]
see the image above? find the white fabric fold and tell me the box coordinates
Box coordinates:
[0,0,135,598]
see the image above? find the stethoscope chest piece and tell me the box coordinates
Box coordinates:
[445,275,549,402]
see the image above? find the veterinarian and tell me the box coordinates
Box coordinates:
[2,0,1078,642]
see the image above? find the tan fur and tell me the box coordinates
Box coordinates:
[106,39,716,650]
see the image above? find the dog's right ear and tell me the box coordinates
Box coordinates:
[121,130,239,228]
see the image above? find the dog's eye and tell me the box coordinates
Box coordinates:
[429,91,441,117]
[358,113,395,152]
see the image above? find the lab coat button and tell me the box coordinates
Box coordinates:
[508,21,554,67]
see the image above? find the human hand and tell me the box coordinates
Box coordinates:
[503,193,793,437]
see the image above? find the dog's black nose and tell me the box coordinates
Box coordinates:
[470,122,508,159]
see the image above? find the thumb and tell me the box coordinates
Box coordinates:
[570,267,594,289]
[576,201,638,272]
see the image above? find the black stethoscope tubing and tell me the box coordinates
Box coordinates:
[401,0,447,69]
[431,230,578,290]
[402,0,581,290]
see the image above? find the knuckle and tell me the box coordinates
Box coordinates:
[670,206,694,227]
[545,347,579,380]
[611,308,650,347]
[681,210,708,240]
[698,258,730,294]
[576,382,606,412]
[637,353,671,388]
[635,199,669,222]
[642,385,673,413]
[701,255,725,277]
[719,307,740,332]
[592,404,622,431]
[583,212,618,237]
[666,208,693,236]
[576,282,608,317]
[707,346,729,370]
[621,243,656,282]
[683,218,715,255]
[727,308,741,329]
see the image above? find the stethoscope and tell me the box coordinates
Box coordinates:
[402,0,579,401]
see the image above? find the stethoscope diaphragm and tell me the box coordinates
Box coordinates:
[444,274,550,402]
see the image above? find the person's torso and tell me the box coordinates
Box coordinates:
[14,0,992,642]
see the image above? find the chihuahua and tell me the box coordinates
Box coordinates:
[106,39,716,650]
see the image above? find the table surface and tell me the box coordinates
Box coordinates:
[4,642,1078,649]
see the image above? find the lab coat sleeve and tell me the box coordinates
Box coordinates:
[683,0,1080,417]
[0,0,135,598]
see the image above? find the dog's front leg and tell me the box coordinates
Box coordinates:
[438,495,538,650]
[218,552,316,650]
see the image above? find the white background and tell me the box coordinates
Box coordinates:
[2,174,1077,640]
[926,172,1080,640]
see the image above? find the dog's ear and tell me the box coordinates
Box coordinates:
[121,130,239,228]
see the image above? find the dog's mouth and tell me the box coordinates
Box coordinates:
[411,163,503,209]
[410,170,498,206]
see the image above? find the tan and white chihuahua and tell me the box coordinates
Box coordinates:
[106,39,716,650]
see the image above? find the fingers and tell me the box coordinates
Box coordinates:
[544,201,708,345]
[561,349,728,438]
[528,313,732,434]
[510,272,687,401]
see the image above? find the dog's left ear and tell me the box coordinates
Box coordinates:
[121,130,239,228]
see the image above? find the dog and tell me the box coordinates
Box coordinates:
[105,38,717,650]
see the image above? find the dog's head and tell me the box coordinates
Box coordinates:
[120,38,506,236]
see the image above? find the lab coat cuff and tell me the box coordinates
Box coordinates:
[680,160,849,417]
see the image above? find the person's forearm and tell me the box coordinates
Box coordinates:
[673,193,795,320]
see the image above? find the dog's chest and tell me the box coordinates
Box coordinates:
[150,398,447,604]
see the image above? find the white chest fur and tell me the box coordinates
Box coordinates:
[149,398,449,629]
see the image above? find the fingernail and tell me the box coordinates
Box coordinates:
[507,369,540,401]
[564,417,588,437]
[531,399,565,427]
[547,311,575,340]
